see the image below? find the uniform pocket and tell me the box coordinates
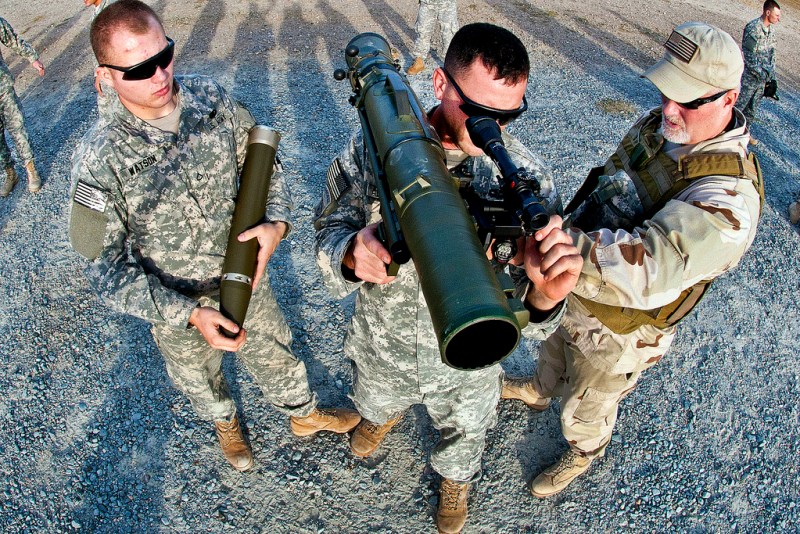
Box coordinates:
[573,387,621,424]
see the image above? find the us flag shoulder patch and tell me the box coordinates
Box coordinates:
[326,158,349,201]
[664,31,698,63]
[73,180,107,213]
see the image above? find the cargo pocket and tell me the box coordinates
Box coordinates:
[573,387,621,424]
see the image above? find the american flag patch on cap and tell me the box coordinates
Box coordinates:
[73,180,107,213]
[664,30,698,63]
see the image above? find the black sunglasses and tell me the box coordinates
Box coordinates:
[442,69,527,125]
[99,38,175,81]
[671,89,728,110]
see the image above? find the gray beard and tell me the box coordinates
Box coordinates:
[658,120,690,144]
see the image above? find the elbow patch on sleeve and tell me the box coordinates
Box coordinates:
[69,180,110,260]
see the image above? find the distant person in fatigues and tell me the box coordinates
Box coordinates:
[0,16,44,197]
[407,0,458,75]
[84,0,115,92]
[69,0,360,473]
[738,0,781,145]
[84,0,113,19]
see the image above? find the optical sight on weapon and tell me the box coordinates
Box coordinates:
[465,116,549,263]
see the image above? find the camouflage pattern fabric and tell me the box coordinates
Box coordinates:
[532,107,762,457]
[153,281,315,421]
[0,17,38,167]
[69,75,316,420]
[314,124,563,481]
[412,0,458,60]
[92,0,113,19]
[738,17,778,122]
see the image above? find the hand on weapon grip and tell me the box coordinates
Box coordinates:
[344,222,397,284]
[189,306,247,351]
[524,215,583,311]
[237,221,287,291]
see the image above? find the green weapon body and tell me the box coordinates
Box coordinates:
[334,32,529,370]
[220,126,281,337]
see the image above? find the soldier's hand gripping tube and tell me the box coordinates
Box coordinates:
[219,126,281,338]
[466,116,549,233]
[335,33,529,370]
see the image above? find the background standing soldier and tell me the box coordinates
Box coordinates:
[503,22,764,498]
[407,0,458,76]
[69,0,359,473]
[83,0,113,20]
[738,0,781,145]
[0,16,44,197]
[316,24,582,533]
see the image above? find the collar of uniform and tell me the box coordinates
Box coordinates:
[101,76,213,142]
[444,147,469,168]
[101,78,180,142]
[176,76,217,135]
[660,107,749,161]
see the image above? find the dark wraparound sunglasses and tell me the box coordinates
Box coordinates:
[671,89,728,110]
[99,38,175,81]
[442,69,527,125]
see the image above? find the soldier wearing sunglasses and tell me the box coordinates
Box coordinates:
[68,0,359,473]
[315,23,582,533]
[503,22,764,498]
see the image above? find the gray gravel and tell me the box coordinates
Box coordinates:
[1,0,799,532]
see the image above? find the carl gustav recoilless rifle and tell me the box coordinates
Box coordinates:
[334,32,551,370]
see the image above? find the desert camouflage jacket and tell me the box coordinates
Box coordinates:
[0,17,39,90]
[69,75,292,327]
[569,107,760,320]
[314,126,564,391]
[742,17,777,80]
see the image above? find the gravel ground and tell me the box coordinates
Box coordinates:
[1,0,799,532]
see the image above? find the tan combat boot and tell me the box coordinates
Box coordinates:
[436,479,469,534]
[214,414,254,472]
[290,407,361,438]
[529,449,594,498]
[349,415,402,458]
[1,166,18,197]
[501,377,551,411]
[407,57,425,75]
[25,161,41,193]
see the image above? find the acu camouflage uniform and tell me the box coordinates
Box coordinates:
[528,107,762,458]
[69,75,318,423]
[314,124,563,482]
[412,0,458,60]
[0,17,38,169]
[738,16,778,123]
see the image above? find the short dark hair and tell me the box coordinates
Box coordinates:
[764,1,780,12]
[444,23,529,84]
[91,0,164,64]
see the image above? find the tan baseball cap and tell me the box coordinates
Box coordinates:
[643,22,743,103]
